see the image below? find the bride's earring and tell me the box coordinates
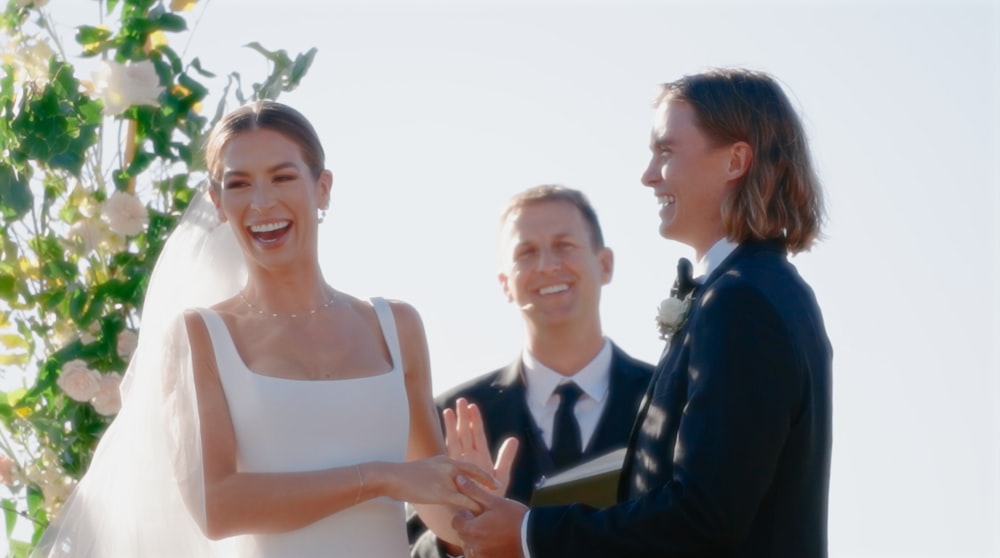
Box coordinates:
[318,208,327,224]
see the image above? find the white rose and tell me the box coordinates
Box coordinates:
[657,297,688,328]
[101,191,149,236]
[5,32,54,83]
[67,219,107,254]
[91,59,165,116]
[656,296,692,340]
[91,372,123,416]
[116,329,138,359]
[57,360,102,402]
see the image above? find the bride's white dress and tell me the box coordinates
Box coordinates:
[194,297,410,557]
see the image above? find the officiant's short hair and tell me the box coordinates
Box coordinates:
[499,185,605,250]
[655,68,825,254]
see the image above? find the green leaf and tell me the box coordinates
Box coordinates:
[153,12,187,32]
[3,498,16,539]
[288,48,318,90]
[75,25,113,46]
[188,57,217,78]
[10,539,33,558]
[124,150,155,177]
[0,163,32,222]
[244,42,290,65]
[67,287,88,322]
[0,273,15,299]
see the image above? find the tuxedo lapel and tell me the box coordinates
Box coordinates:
[619,244,756,498]
[587,346,650,456]
[488,360,553,502]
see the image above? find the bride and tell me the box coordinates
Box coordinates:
[34,101,513,557]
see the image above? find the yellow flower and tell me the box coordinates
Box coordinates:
[170,0,198,11]
[145,30,168,52]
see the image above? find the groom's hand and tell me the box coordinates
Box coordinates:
[452,474,527,558]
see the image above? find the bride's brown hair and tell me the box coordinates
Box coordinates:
[205,100,326,192]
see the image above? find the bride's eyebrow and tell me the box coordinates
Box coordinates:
[222,162,299,179]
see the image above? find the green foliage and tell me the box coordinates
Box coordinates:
[0,0,315,550]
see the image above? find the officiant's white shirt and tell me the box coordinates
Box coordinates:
[522,337,613,451]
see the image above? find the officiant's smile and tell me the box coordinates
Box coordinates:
[498,197,613,332]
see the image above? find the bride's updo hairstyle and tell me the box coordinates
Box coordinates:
[205,100,327,192]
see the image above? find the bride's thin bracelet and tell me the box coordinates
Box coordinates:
[354,465,365,504]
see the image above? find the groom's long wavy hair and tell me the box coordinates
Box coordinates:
[656,68,825,254]
[205,100,327,192]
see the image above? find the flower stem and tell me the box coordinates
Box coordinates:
[124,119,137,194]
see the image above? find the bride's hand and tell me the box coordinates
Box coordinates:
[443,398,519,498]
[382,455,499,512]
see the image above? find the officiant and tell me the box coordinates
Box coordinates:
[408,185,653,558]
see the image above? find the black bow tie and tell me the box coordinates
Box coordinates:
[670,258,697,299]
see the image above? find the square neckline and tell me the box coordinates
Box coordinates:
[196,298,402,384]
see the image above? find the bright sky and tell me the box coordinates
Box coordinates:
[7,0,1000,556]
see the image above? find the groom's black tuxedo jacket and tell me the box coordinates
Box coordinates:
[408,344,653,558]
[528,240,833,557]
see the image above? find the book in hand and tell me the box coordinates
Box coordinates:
[529,447,628,508]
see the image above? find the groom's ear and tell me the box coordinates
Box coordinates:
[725,141,753,183]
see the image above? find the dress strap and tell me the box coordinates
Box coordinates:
[191,308,240,367]
[192,307,221,338]
[371,297,403,372]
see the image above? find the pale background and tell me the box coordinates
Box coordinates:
[4,0,999,556]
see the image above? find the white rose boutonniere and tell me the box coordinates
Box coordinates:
[656,294,693,341]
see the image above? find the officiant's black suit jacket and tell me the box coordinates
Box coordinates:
[409,344,652,558]
[528,240,833,557]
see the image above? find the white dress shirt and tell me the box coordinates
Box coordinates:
[694,237,739,282]
[521,338,613,451]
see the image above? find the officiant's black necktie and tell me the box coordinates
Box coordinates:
[550,382,584,470]
[671,257,697,299]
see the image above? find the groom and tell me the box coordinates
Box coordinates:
[453,68,833,557]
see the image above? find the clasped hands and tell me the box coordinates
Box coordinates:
[444,398,529,558]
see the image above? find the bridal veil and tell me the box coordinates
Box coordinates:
[33,190,246,557]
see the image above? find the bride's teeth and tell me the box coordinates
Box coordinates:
[539,284,569,295]
[250,221,289,233]
[658,195,676,206]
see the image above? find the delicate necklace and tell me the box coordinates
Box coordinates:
[239,290,336,319]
